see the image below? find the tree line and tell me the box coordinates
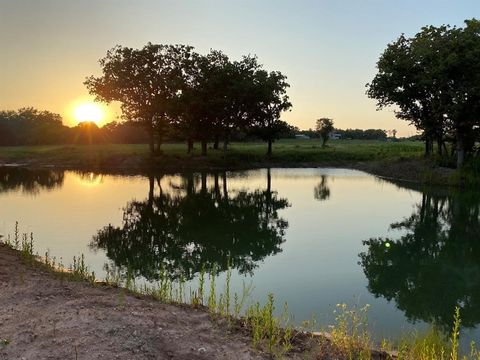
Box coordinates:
[368,18,480,167]
[299,127,388,141]
[85,44,292,156]
[0,108,298,146]
[0,108,148,146]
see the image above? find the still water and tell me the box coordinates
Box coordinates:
[0,167,479,345]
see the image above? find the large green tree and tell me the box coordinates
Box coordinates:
[367,19,480,167]
[250,70,292,156]
[85,43,195,155]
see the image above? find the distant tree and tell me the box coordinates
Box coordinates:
[71,121,105,144]
[335,128,387,140]
[101,121,149,144]
[277,122,299,139]
[315,118,334,147]
[0,108,66,145]
[85,43,195,155]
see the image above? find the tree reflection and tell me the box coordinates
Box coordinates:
[0,167,64,195]
[91,171,290,281]
[360,184,480,330]
[314,175,330,201]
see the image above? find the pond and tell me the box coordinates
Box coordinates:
[0,167,479,346]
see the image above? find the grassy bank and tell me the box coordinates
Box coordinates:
[2,227,479,359]
[0,139,423,169]
[0,139,478,186]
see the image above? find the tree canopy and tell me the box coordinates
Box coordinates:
[367,19,480,167]
[85,44,292,156]
[315,118,334,147]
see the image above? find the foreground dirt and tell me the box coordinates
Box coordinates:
[0,244,270,360]
[0,244,397,360]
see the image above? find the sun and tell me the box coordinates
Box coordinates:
[73,102,105,125]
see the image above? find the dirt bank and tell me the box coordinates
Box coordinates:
[0,244,269,360]
[0,241,399,360]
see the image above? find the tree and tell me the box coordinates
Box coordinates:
[367,31,447,157]
[0,108,66,146]
[367,19,480,167]
[315,118,334,147]
[250,70,292,156]
[181,50,232,156]
[84,43,195,155]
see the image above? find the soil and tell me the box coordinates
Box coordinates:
[0,244,269,360]
[0,245,396,360]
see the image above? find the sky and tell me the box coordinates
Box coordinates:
[1,0,479,135]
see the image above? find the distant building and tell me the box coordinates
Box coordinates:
[295,134,310,139]
[329,132,341,140]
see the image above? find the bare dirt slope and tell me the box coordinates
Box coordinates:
[0,244,268,360]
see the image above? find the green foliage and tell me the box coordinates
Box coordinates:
[244,293,294,355]
[330,303,372,359]
[315,117,334,147]
[368,19,480,167]
[0,108,65,146]
[85,44,292,156]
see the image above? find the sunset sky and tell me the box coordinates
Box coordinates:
[1,0,479,135]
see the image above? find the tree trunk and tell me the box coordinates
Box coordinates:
[214,172,220,199]
[201,172,207,193]
[201,140,207,156]
[425,136,431,157]
[443,142,448,156]
[267,139,272,156]
[187,173,194,196]
[187,138,194,154]
[223,130,230,155]
[213,134,220,150]
[155,130,162,154]
[148,176,154,209]
[437,138,443,156]
[266,168,272,218]
[222,172,228,200]
[456,133,465,168]
[148,130,155,156]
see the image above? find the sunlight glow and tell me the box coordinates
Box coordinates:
[76,172,104,187]
[73,102,105,125]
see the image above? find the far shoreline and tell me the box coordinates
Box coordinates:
[0,140,465,187]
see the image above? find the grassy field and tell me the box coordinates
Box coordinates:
[0,139,425,169]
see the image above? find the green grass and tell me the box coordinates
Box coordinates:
[0,140,425,169]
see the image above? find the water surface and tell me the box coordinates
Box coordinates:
[0,167,478,345]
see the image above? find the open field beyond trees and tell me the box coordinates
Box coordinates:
[0,139,424,169]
